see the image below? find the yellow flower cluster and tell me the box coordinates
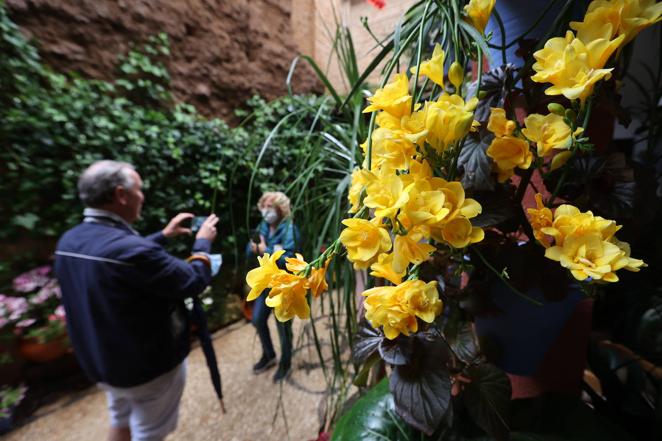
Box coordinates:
[527,195,646,282]
[363,280,443,339]
[485,108,532,182]
[570,0,662,47]
[340,48,487,338]
[532,0,661,102]
[245,250,330,321]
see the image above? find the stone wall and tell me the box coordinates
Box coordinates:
[6,0,323,121]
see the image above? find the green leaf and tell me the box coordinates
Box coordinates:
[463,363,512,441]
[11,213,39,230]
[333,378,419,441]
[457,136,495,192]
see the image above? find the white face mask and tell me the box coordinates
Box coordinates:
[262,208,279,225]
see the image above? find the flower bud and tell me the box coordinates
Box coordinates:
[564,109,577,121]
[547,103,565,116]
[449,61,464,90]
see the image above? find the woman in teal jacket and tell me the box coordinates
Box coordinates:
[246,191,301,382]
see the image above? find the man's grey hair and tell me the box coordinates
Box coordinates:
[78,160,136,207]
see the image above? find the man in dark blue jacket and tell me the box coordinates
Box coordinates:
[55,160,218,441]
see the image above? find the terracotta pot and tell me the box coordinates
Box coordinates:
[17,334,68,363]
[242,299,253,322]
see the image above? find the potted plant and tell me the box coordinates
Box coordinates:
[0,384,27,435]
[8,266,69,363]
[244,0,659,439]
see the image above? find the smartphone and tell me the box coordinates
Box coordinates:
[251,231,261,245]
[191,216,207,232]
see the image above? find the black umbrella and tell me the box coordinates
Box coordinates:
[191,298,226,413]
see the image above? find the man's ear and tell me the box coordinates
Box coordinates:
[114,186,128,205]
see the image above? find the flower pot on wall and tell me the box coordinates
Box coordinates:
[475,282,592,398]
[17,334,68,363]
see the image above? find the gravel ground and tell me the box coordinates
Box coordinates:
[5,316,337,441]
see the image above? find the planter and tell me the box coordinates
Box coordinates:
[475,282,592,398]
[17,335,68,363]
[242,299,253,322]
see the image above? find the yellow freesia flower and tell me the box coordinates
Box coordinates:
[392,229,436,273]
[540,204,620,247]
[610,238,647,272]
[545,231,625,282]
[425,94,478,151]
[522,113,576,157]
[363,127,417,172]
[532,31,624,102]
[246,250,286,301]
[399,179,450,227]
[527,193,554,247]
[464,0,496,34]
[570,0,662,47]
[431,216,485,248]
[363,73,412,118]
[364,173,412,221]
[266,272,310,321]
[348,168,377,214]
[285,253,307,273]
[486,135,533,182]
[448,61,465,90]
[550,150,573,171]
[370,253,406,285]
[363,285,416,339]
[424,179,484,248]
[410,43,446,87]
[532,202,646,281]
[402,280,443,324]
[308,259,330,298]
[340,218,392,269]
[363,280,442,339]
[487,107,516,138]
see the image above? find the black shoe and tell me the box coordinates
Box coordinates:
[272,364,291,383]
[253,354,276,374]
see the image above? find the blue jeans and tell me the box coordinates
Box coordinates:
[251,291,292,368]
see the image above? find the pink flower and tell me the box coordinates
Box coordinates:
[53,305,66,320]
[1,296,29,321]
[13,266,52,293]
[31,279,61,305]
[15,318,36,329]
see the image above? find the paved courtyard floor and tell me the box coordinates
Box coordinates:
[5,316,339,441]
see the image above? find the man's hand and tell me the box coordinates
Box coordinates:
[163,213,194,238]
[196,214,219,242]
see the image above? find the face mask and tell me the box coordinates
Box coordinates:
[263,208,279,225]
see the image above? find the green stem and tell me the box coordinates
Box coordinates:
[492,8,508,66]
[487,0,561,50]
[411,0,433,113]
[472,246,544,306]
[547,96,595,207]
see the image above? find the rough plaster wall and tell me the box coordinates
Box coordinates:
[6,0,323,121]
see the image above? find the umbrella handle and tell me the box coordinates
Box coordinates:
[219,398,227,414]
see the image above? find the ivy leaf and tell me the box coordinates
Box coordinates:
[458,136,495,192]
[390,336,452,435]
[353,320,384,363]
[11,213,39,230]
[463,363,512,441]
[379,335,413,366]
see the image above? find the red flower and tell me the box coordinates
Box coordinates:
[368,0,386,10]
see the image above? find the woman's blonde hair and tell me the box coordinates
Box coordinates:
[257,191,291,218]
